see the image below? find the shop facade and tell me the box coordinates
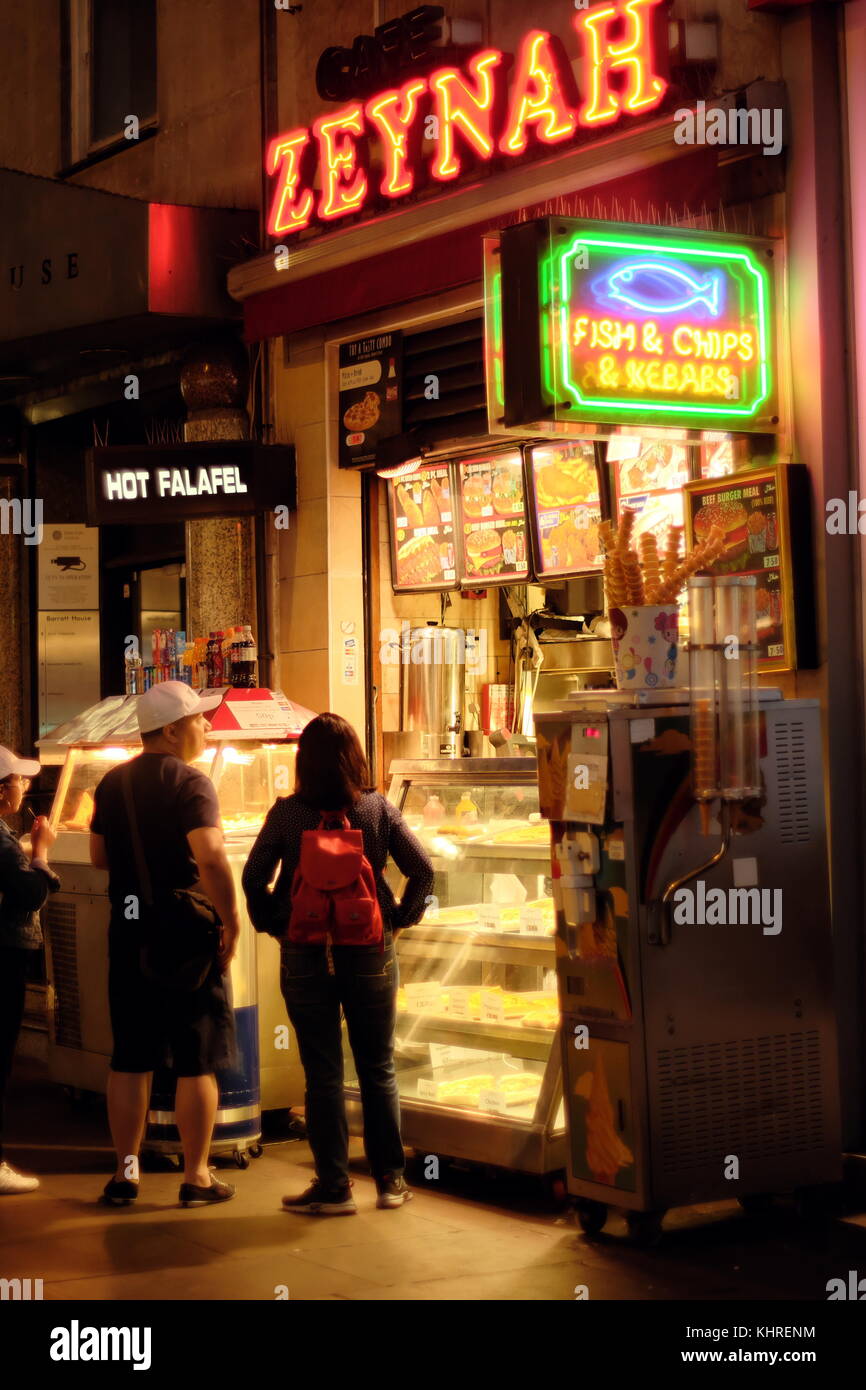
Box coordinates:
[230,0,866,1152]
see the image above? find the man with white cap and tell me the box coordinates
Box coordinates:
[0,745,59,1194]
[89,682,241,1208]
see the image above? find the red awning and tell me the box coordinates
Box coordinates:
[243,148,720,343]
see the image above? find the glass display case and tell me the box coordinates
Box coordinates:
[344,758,566,1174]
[50,741,296,857]
[41,693,304,1113]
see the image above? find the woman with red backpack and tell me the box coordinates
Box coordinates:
[242,713,434,1215]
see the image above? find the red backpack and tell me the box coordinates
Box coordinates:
[287,812,384,948]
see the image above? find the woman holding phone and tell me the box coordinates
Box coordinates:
[243,713,433,1215]
[0,746,59,1194]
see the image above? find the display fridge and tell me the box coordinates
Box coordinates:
[345,757,566,1175]
[39,690,308,1133]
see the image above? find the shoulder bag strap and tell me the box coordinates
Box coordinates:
[121,764,154,908]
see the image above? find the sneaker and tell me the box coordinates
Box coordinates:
[282,1180,357,1216]
[376,1174,412,1209]
[179,1173,236,1208]
[100,1177,139,1207]
[0,1161,39,1195]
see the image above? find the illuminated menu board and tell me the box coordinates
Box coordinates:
[611,436,690,547]
[527,441,602,577]
[456,452,530,586]
[549,224,776,429]
[684,466,795,670]
[388,465,456,592]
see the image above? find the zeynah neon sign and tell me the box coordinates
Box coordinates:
[266,0,668,236]
[548,225,775,425]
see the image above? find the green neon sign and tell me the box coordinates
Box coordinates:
[544,226,775,427]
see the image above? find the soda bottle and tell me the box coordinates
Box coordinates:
[205,632,218,688]
[212,631,225,687]
[232,626,258,688]
[124,646,143,694]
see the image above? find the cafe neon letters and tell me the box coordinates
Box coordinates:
[266,0,669,234]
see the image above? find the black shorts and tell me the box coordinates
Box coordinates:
[108,924,237,1077]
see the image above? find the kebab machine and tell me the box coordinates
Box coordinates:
[534,576,840,1242]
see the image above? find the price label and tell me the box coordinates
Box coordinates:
[520,906,545,933]
[480,991,506,1025]
[429,1043,483,1070]
[448,990,471,1019]
[405,982,441,1013]
[477,904,502,930]
[478,1089,506,1114]
[417,1077,439,1100]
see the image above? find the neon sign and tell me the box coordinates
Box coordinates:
[489,218,778,434]
[551,226,774,423]
[266,0,669,236]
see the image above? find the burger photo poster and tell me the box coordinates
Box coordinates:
[456,452,530,586]
[527,441,604,578]
[684,465,794,670]
[389,464,457,592]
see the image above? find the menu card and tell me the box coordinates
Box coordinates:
[457,452,530,585]
[527,441,602,577]
[388,465,456,592]
[611,437,690,547]
[684,468,790,667]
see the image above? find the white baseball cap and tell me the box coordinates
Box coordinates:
[137,681,224,735]
[0,746,41,780]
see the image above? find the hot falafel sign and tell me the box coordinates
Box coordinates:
[338,331,402,468]
[550,223,777,429]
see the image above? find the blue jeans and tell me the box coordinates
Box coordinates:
[280,936,404,1190]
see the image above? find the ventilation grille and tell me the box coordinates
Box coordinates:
[773,719,811,843]
[656,1031,823,1172]
[44,900,81,1049]
[403,317,489,449]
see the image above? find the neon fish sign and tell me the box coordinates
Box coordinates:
[547,224,776,426]
[597,260,725,317]
[266,0,668,236]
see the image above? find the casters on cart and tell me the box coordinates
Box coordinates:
[248,1143,264,1159]
[575,1199,608,1236]
[625,1209,666,1247]
[232,1150,250,1170]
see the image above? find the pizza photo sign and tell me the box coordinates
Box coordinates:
[338,331,403,468]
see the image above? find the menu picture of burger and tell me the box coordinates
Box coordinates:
[457,453,529,585]
[684,466,798,670]
[527,441,603,577]
[389,464,457,592]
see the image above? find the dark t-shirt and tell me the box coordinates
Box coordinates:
[91,751,220,912]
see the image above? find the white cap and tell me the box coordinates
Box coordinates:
[137,681,224,735]
[0,746,41,780]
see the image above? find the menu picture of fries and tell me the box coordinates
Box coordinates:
[527,441,603,577]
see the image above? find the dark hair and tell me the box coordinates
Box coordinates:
[294,713,373,810]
